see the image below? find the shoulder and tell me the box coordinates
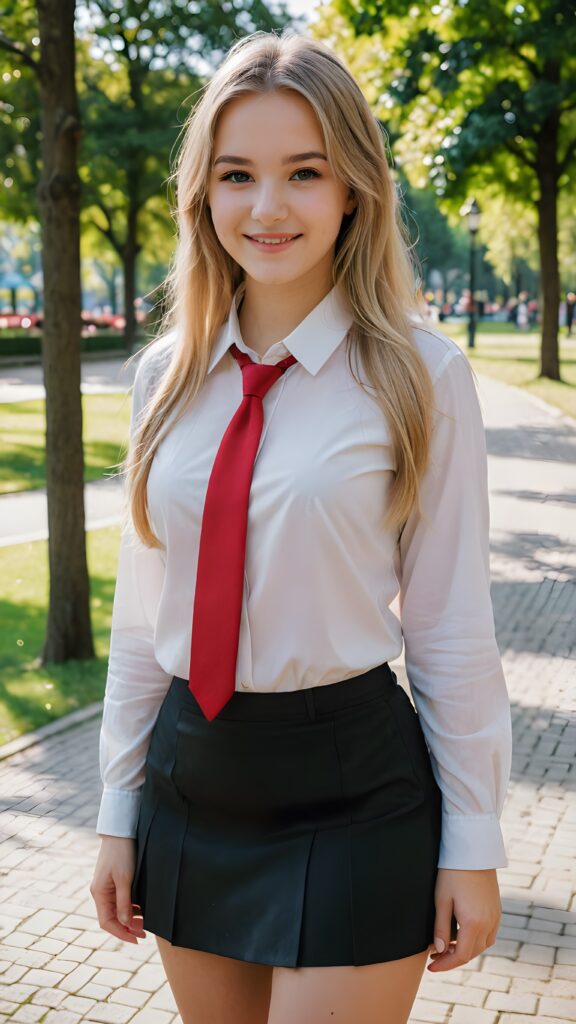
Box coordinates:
[132,329,179,408]
[408,320,484,436]
[408,319,469,387]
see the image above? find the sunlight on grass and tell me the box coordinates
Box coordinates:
[0,526,121,744]
[441,323,576,419]
[0,392,131,494]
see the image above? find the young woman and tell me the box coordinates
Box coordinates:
[90,29,512,1024]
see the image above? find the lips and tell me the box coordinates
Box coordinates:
[247,234,301,242]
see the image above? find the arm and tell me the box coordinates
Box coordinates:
[398,349,512,871]
[96,352,173,839]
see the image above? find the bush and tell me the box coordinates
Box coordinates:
[0,331,140,357]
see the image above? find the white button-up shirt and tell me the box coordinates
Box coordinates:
[96,282,512,870]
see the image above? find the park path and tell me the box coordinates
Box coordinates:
[0,356,133,546]
[0,358,575,1023]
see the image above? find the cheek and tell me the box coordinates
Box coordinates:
[301,186,349,224]
[209,191,242,230]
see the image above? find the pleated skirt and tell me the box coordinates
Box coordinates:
[131,662,455,967]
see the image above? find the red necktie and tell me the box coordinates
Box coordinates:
[188,342,297,720]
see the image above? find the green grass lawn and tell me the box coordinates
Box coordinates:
[0,526,120,745]
[441,322,576,419]
[1,392,131,494]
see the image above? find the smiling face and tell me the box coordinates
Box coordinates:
[207,89,356,292]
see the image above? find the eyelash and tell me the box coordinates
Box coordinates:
[219,168,321,183]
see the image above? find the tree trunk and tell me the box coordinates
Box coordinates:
[36,0,94,662]
[122,187,141,354]
[536,115,561,381]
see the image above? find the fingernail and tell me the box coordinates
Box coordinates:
[119,913,130,925]
[434,936,445,952]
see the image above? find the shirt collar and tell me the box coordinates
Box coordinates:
[207,280,355,377]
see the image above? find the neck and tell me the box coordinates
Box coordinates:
[237,274,334,358]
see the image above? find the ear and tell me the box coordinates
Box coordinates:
[345,188,357,215]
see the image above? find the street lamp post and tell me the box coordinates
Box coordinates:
[460,198,481,349]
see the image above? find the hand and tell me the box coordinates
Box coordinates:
[427,867,501,972]
[90,835,147,944]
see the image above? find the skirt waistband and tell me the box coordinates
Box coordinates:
[171,663,397,722]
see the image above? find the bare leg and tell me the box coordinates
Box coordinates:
[267,947,430,1024]
[156,935,273,1024]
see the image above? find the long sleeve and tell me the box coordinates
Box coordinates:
[398,349,512,870]
[96,352,173,838]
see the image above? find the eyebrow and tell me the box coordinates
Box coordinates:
[213,151,328,167]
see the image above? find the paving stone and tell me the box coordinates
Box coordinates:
[450,971,508,993]
[498,1018,567,1024]
[0,1002,19,1016]
[58,964,99,993]
[419,980,484,1006]
[485,989,539,1013]
[538,997,576,1020]
[517,944,557,966]
[42,1012,82,1024]
[82,1004,135,1023]
[76,983,113,1000]
[30,988,69,1008]
[62,996,98,1015]
[109,988,150,1009]
[509,976,554,996]
[0,984,38,1003]
[556,949,576,965]
[553,966,576,981]
[146,984,178,1012]
[9,1005,46,1022]
[19,910,67,936]
[449,1008,499,1024]
[0,964,28,983]
[548,980,576,997]
[90,969,133,990]
[409,998,448,1022]
[128,1012,174,1024]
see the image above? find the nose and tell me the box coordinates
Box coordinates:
[251,182,288,223]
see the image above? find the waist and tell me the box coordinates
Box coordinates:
[171,662,397,721]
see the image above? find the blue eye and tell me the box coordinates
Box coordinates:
[220,168,321,183]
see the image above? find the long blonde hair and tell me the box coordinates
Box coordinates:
[124,29,434,549]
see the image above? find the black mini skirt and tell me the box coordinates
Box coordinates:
[131,662,456,967]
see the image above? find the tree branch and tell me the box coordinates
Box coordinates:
[0,34,40,75]
[507,44,540,78]
[503,138,537,171]
[91,201,122,254]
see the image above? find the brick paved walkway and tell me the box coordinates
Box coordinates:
[1,372,575,1023]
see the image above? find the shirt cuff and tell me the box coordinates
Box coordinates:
[438,812,508,869]
[96,786,143,838]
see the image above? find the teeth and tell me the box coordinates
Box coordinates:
[253,236,294,245]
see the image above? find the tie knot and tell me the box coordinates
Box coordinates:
[230,343,297,399]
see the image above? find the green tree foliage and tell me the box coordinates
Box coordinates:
[398,173,470,296]
[323,0,576,380]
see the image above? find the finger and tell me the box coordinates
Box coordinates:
[126,908,147,938]
[115,877,136,929]
[429,919,480,971]
[430,898,454,957]
[100,907,140,944]
[92,889,142,944]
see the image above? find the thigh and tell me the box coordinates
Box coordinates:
[155,935,273,1024]
[268,948,430,1024]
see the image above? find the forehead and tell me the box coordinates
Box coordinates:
[213,91,324,153]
